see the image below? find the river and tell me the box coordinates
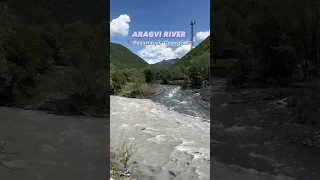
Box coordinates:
[0,107,109,180]
[210,78,320,180]
[110,85,210,180]
[1,80,319,180]
[112,80,320,180]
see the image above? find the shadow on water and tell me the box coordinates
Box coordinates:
[210,77,320,180]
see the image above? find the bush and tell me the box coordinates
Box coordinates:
[110,68,126,95]
[184,52,210,88]
[0,6,54,103]
[130,82,149,98]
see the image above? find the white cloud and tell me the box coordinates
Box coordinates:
[196,30,210,41]
[138,44,191,64]
[110,14,131,36]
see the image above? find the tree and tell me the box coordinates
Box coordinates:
[187,52,210,88]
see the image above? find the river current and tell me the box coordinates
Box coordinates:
[110,85,210,180]
[111,79,320,180]
[1,79,318,179]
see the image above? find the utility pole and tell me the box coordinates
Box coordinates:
[190,20,196,50]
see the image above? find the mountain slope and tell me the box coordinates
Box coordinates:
[110,42,149,69]
[3,0,108,25]
[153,58,179,67]
[175,36,210,67]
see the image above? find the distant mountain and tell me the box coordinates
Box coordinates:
[175,36,210,67]
[153,58,180,67]
[110,42,149,69]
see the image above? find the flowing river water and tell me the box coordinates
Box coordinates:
[210,78,320,180]
[112,79,320,180]
[0,107,109,180]
[1,79,319,180]
[110,85,210,180]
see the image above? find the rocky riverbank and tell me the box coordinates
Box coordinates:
[9,92,109,118]
[226,85,320,124]
[223,81,320,151]
[211,77,320,179]
[147,83,165,96]
[192,86,210,109]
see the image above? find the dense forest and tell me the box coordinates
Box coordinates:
[212,0,320,86]
[110,43,149,69]
[0,0,210,109]
[0,0,108,116]
[110,37,210,98]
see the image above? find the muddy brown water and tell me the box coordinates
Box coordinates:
[2,78,320,180]
[0,107,109,180]
[210,77,320,180]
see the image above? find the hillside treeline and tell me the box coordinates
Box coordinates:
[212,0,320,85]
[0,1,108,115]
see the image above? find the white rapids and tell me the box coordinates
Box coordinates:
[110,95,210,180]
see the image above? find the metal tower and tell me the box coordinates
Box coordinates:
[190,20,196,49]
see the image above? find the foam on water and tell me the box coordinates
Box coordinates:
[152,85,210,120]
[166,87,180,98]
[110,95,210,180]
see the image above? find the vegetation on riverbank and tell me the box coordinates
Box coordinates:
[110,52,210,99]
[211,0,320,127]
[212,0,320,86]
[0,1,108,117]
[110,132,137,180]
[110,38,210,100]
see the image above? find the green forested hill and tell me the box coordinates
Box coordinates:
[175,36,210,67]
[211,0,320,81]
[110,37,210,93]
[1,0,108,25]
[0,0,109,108]
[110,42,149,69]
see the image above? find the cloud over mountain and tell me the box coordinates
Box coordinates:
[110,14,131,36]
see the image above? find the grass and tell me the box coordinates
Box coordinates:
[110,131,138,179]
[115,132,137,169]
[110,162,121,179]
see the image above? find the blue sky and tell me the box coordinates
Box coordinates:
[110,0,210,64]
